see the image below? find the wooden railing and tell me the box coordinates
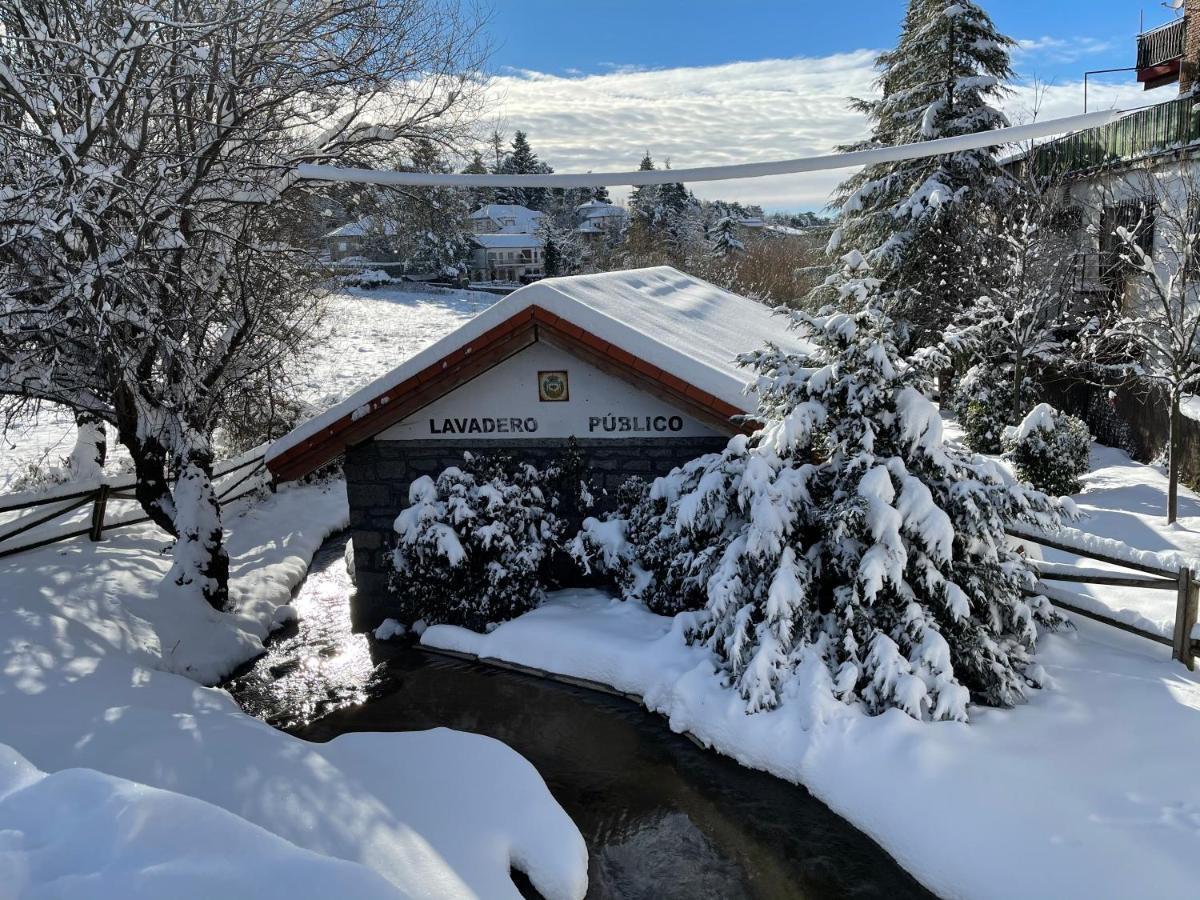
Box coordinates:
[1137,17,1187,69]
[0,447,268,560]
[1008,525,1200,670]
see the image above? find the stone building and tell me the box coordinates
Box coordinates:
[266,267,809,628]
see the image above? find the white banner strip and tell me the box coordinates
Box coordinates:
[297,108,1127,188]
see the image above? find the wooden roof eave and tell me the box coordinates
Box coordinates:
[267,305,749,482]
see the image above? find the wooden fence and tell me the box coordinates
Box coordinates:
[0,448,267,560]
[1008,525,1200,671]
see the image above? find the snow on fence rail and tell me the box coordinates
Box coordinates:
[1007,525,1200,670]
[0,447,268,560]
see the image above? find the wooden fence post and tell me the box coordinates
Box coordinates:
[89,483,109,542]
[1172,566,1198,671]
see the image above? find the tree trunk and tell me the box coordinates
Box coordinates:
[166,445,230,612]
[1012,356,1024,424]
[121,431,178,536]
[68,411,106,481]
[1168,390,1181,525]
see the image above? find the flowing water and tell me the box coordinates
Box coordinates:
[225,533,935,900]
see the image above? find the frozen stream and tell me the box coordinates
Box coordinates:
[225,532,934,900]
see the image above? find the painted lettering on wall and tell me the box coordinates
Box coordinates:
[428,417,539,435]
[588,414,684,434]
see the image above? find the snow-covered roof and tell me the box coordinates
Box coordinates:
[471,233,544,249]
[579,205,625,221]
[324,217,396,239]
[268,268,811,474]
[468,204,545,233]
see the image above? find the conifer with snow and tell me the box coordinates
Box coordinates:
[708,216,745,258]
[602,253,1066,720]
[819,0,1017,344]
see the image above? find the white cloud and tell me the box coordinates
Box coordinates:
[487,48,1151,212]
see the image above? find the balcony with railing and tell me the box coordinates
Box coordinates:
[1137,17,1187,88]
[1032,95,1200,177]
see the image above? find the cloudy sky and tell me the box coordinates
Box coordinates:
[480,1,1164,211]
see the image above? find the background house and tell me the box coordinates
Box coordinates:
[574,199,627,242]
[469,233,545,283]
[468,203,546,235]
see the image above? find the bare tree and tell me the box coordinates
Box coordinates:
[1101,168,1200,523]
[0,0,486,609]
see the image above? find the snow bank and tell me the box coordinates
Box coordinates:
[0,743,401,900]
[424,590,1200,900]
[0,477,588,899]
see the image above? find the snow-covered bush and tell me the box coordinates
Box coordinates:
[390,454,565,630]
[1004,404,1090,497]
[338,268,394,289]
[590,260,1068,721]
[955,363,1022,454]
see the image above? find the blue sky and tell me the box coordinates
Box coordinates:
[479,2,1169,211]
[487,1,1152,82]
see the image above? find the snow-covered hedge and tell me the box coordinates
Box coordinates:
[391,451,590,630]
[575,256,1070,722]
[1004,403,1090,496]
[338,268,393,289]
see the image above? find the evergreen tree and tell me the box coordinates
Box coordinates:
[537,216,583,277]
[598,252,1067,720]
[818,0,1017,345]
[497,130,553,211]
[707,216,745,258]
[627,152,659,231]
[461,149,493,211]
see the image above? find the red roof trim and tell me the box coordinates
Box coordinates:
[269,303,743,481]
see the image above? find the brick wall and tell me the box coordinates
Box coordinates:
[344,436,729,629]
[1181,2,1200,94]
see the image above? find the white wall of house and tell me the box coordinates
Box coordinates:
[376,342,722,441]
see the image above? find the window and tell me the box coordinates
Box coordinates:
[1102,198,1155,260]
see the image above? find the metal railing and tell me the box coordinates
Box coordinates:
[1137,17,1187,69]
[0,447,267,560]
[1008,525,1200,670]
[1034,95,1200,177]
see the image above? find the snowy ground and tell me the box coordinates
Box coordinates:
[0,283,587,899]
[941,419,1200,638]
[0,284,496,492]
[0,479,586,899]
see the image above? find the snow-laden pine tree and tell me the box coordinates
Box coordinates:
[495,131,554,211]
[819,0,1017,345]
[610,252,1066,720]
[708,217,746,258]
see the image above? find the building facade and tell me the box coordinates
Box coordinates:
[266,267,810,629]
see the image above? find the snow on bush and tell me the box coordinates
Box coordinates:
[390,453,567,630]
[580,262,1068,722]
[1004,403,1091,496]
[338,268,394,289]
[955,361,1024,454]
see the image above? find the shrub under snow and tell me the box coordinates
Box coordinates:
[390,454,565,630]
[1004,403,1090,497]
[955,362,1025,454]
[579,265,1068,722]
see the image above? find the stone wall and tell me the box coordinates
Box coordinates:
[344,436,729,629]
